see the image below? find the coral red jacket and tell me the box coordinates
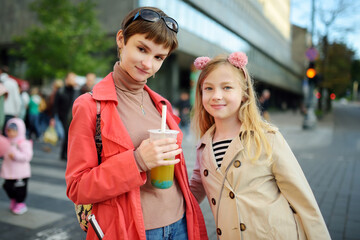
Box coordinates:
[65,73,208,240]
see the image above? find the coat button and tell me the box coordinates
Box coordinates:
[229,191,235,199]
[240,223,246,231]
[217,228,222,235]
[203,169,208,176]
[233,160,241,168]
[211,198,216,205]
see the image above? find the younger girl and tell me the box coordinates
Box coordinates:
[1,118,33,215]
[190,52,331,239]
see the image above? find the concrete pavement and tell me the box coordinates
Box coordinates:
[0,104,359,239]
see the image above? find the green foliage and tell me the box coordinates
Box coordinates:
[318,41,355,97]
[351,59,360,82]
[11,0,113,84]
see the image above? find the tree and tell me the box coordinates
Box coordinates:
[351,59,360,100]
[318,41,354,97]
[313,0,360,111]
[351,59,360,83]
[11,0,113,85]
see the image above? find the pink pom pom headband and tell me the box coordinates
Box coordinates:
[194,52,248,71]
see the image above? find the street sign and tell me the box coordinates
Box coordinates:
[306,47,318,61]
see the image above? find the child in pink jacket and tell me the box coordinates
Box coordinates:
[0,118,33,215]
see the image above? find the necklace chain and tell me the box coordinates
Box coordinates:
[120,89,146,116]
[139,91,145,115]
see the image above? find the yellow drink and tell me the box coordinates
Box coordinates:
[150,161,174,189]
[148,129,179,189]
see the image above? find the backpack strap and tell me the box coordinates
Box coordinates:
[88,91,102,165]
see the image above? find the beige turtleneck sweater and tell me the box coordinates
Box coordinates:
[112,62,185,230]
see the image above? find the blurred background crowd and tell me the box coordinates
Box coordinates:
[1,0,359,153]
[0,67,98,160]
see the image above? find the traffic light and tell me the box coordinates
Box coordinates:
[330,93,336,100]
[306,61,316,80]
[306,68,316,79]
[306,61,319,85]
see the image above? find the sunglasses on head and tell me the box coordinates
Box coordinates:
[129,9,179,33]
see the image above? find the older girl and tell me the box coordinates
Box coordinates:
[190,52,330,239]
[66,6,207,240]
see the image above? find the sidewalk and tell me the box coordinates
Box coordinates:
[270,110,334,151]
[0,108,350,240]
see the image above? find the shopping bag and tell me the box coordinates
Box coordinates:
[43,126,58,145]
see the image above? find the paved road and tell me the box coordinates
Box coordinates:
[0,101,359,239]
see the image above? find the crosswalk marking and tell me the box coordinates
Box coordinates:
[0,201,64,229]
[0,166,68,202]
[31,166,65,180]
[0,160,69,230]
[28,180,68,201]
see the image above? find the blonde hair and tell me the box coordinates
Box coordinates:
[191,54,275,162]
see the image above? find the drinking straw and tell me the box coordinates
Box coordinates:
[161,104,167,132]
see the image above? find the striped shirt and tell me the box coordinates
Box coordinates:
[213,139,232,167]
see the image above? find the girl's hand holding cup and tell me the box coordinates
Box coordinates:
[137,137,181,170]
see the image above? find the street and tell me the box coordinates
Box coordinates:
[0,102,359,240]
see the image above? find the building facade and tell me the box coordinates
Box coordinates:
[0,0,308,109]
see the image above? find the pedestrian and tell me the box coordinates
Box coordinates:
[0,83,8,132]
[189,52,330,239]
[19,85,30,122]
[65,6,207,240]
[80,72,96,95]
[27,87,41,140]
[176,90,191,138]
[0,118,33,215]
[0,66,22,134]
[259,88,271,121]
[47,79,65,140]
[53,72,78,160]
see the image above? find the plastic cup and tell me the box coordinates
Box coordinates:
[148,129,179,189]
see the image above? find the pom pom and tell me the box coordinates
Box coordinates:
[228,52,248,69]
[194,57,211,70]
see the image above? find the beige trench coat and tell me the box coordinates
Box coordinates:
[190,125,331,240]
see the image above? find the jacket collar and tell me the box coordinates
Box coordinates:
[92,73,118,103]
[91,72,182,149]
[91,72,172,110]
[197,124,245,150]
[197,124,245,172]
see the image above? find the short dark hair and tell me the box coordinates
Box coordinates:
[120,7,178,55]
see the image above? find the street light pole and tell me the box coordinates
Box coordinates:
[311,0,315,46]
[303,0,318,129]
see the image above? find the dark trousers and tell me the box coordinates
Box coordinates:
[60,118,69,160]
[3,178,29,203]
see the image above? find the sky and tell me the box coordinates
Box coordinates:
[290,0,360,58]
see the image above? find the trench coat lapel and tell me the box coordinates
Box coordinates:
[219,134,244,173]
[199,125,216,169]
[91,73,134,150]
[145,85,183,145]
[200,125,245,184]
